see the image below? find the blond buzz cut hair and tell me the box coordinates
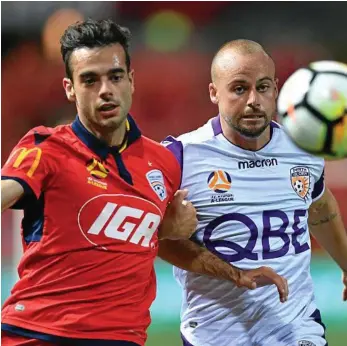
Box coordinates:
[211,39,275,82]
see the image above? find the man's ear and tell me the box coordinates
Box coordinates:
[129,69,135,94]
[274,77,279,99]
[63,78,76,102]
[209,83,219,104]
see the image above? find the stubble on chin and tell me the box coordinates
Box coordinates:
[225,115,271,139]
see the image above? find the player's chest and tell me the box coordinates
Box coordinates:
[50,154,170,223]
[182,154,316,209]
[184,155,314,262]
[44,153,173,251]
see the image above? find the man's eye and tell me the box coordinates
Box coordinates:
[258,84,270,92]
[234,86,245,94]
[84,79,95,85]
[111,75,122,82]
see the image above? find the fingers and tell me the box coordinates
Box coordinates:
[265,267,288,303]
[253,267,289,303]
[174,189,188,198]
[342,272,347,301]
[174,189,189,203]
[238,275,257,290]
[273,274,288,303]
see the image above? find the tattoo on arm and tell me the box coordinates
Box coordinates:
[309,193,340,226]
[310,199,328,213]
[309,212,338,226]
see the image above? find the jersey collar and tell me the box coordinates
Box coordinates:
[71,114,141,160]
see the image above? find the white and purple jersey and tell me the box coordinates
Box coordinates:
[163,116,327,346]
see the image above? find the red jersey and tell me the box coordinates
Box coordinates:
[1,115,181,345]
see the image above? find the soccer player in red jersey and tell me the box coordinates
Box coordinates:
[1,19,288,346]
[1,19,198,346]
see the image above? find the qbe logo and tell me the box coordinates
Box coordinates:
[78,194,162,251]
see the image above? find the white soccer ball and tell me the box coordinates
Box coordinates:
[277,60,347,159]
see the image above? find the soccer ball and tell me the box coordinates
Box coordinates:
[277,60,347,159]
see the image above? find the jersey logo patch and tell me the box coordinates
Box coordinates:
[298,341,316,346]
[146,169,167,201]
[86,158,109,190]
[207,170,234,203]
[86,158,109,179]
[15,303,25,312]
[9,147,42,178]
[290,166,311,200]
[207,170,231,193]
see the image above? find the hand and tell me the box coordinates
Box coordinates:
[159,189,197,240]
[236,266,289,303]
[343,270,347,301]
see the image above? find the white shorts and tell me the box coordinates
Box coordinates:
[181,308,327,346]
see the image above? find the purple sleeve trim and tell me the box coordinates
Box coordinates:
[312,169,325,200]
[161,136,183,170]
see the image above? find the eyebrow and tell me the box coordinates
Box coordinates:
[257,77,274,83]
[79,68,126,79]
[228,77,274,85]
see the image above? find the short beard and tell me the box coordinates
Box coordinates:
[224,115,271,139]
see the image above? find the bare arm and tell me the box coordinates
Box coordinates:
[308,187,347,272]
[1,179,24,212]
[158,238,243,282]
[158,189,288,302]
[158,238,288,302]
[159,191,241,281]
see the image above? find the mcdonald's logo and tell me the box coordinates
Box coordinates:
[10,147,42,178]
[86,158,109,179]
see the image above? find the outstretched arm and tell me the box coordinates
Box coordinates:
[158,188,288,302]
[1,179,24,212]
[158,238,243,282]
[158,238,288,302]
[308,187,347,300]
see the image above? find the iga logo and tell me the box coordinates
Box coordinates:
[78,194,162,250]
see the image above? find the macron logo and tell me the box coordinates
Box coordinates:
[238,158,278,170]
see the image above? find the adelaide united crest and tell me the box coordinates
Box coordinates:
[146,169,167,201]
[290,166,311,200]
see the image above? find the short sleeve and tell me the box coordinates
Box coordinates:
[1,128,54,202]
[311,159,325,202]
[161,135,183,191]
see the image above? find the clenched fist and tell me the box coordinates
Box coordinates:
[159,189,198,240]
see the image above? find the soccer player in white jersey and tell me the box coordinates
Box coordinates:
[158,40,347,346]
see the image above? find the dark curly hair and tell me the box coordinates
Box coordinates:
[60,18,131,80]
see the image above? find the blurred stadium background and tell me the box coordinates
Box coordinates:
[1,2,347,345]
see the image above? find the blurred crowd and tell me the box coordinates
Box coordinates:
[2,2,347,253]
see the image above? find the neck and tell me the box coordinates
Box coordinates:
[79,116,127,147]
[221,121,271,151]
